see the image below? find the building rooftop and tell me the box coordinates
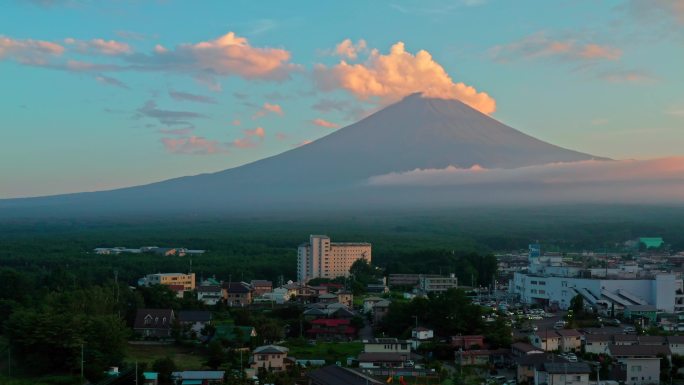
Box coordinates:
[609,345,671,357]
[625,305,657,312]
[556,329,582,337]
[544,362,592,374]
[178,310,212,323]
[171,371,225,380]
[253,345,289,354]
[307,365,383,385]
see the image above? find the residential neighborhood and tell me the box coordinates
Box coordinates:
[6,235,684,385]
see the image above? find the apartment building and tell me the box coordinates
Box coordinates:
[297,235,371,282]
[139,273,196,291]
[419,274,458,294]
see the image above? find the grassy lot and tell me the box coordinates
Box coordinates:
[0,375,81,385]
[125,343,208,370]
[283,340,363,364]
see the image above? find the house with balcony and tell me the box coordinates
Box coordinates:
[609,345,671,385]
[222,282,252,307]
[307,318,356,341]
[250,345,292,373]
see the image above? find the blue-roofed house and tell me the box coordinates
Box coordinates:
[170,370,225,385]
[142,372,158,385]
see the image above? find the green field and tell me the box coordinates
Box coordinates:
[283,340,363,364]
[125,343,208,370]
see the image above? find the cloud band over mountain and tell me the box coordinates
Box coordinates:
[368,157,684,203]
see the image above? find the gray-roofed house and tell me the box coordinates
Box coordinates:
[511,342,544,357]
[556,329,583,352]
[537,362,591,385]
[178,310,212,337]
[610,345,670,385]
[583,334,611,355]
[197,285,222,306]
[134,309,175,338]
[222,282,252,307]
[668,335,684,355]
[613,334,639,346]
[372,300,391,324]
[514,353,568,384]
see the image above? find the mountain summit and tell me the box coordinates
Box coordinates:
[1,94,604,215]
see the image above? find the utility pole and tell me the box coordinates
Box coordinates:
[80,343,84,382]
[7,347,10,377]
[114,270,120,317]
[135,361,138,385]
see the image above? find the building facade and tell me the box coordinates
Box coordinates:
[419,274,458,294]
[140,273,196,291]
[297,235,371,282]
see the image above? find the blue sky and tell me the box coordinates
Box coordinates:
[1,0,683,198]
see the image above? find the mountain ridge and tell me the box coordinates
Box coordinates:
[0,93,605,215]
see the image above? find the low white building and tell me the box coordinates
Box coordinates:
[411,327,434,349]
[511,271,683,313]
[584,334,611,355]
[536,362,591,385]
[197,285,222,305]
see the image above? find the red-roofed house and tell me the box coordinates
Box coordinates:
[307,318,356,341]
[168,284,185,298]
[451,335,485,350]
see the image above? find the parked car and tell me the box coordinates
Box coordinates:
[623,326,636,334]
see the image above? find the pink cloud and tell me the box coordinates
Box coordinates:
[231,119,241,126]
[252,102,284,119]
[0,35,64,64]
[232,126,266,148]
[142,32,297,80]
[64,38,132,55]
[579,44,621,60]
[244,126,265,138]
[311,118,339,129]
[367,158,684,203]
[334,38,367,59]
[275,132,288,141]
[95,74,128,89]
[161,136,227,155]
[600,69,656,84]
[293,140,312,148]
[489,32,622,63]
[314,41,496,114]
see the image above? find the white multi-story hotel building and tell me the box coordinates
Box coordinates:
[297,235,371,282]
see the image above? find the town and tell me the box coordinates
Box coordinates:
[4,234,682,385]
